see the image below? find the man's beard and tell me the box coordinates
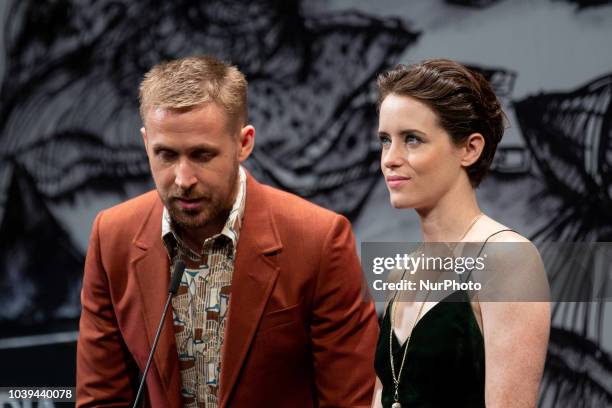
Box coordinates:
[167,194,227,230]
[164,167,239,232]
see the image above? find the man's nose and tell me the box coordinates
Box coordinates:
[174,159,197,190]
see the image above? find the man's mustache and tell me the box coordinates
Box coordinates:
[169,189,209,201]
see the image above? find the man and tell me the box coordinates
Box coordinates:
[76,55,378,407]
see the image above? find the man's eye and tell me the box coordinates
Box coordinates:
[192,151,214,162]
[156,150,177,161]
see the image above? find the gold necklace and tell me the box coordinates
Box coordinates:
[388,212,483,408]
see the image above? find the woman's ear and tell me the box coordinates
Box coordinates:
[461,132,485,167]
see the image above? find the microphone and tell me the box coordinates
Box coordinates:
[169,260,186,295]
[132,260,186,408]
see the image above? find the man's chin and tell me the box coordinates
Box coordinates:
[168,209,209,230]
[166,199,231,233]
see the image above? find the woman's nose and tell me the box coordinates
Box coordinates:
[383,142,404,169]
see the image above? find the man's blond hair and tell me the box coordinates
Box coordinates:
[139,55,248,129]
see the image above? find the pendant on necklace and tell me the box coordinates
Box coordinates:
[391,402,402,408]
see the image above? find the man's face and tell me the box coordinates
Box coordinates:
[141,103,254,236]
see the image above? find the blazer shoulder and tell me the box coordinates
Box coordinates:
[96,190,160,236]
[258,183,346,234]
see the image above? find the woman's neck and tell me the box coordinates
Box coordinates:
[416,180,481,242]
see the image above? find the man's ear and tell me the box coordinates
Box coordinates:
[238,125,255,162]
[460,132,485,167]
[140,127,148,150]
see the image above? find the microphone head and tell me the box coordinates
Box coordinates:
[169,260,186,294]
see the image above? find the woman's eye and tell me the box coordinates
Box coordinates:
[378,135,391,147]
[405,134,421,145]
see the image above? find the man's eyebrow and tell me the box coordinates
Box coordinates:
[150,143,218,151]
[150,143,173,150]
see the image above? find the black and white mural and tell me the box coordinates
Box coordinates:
[1,0,611,406]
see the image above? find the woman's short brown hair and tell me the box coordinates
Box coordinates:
[377,59,506,187]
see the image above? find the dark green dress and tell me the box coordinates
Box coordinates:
[374,290,486,408]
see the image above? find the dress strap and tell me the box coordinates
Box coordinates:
[462,229,515,283]
[483,228,515,244]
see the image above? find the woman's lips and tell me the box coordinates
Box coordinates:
[386,176,411,188]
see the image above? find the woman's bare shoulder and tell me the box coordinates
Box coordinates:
[470,215,542,268]
[476,215,531,244]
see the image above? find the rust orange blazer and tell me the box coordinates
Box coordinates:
[77,172,379,407]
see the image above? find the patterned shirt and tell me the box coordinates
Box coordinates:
[161,166,246,408]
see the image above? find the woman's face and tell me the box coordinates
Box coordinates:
[378,94,465,210]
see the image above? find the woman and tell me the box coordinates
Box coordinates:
[371,59,550,408]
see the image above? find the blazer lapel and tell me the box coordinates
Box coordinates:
[219,173,283,407]
[131,199,182,407]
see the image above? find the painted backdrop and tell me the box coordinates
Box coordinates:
[0,0,611,406]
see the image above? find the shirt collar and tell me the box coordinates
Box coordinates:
[161,166,247,253]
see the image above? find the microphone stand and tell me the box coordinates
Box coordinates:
[132,260,186,408]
